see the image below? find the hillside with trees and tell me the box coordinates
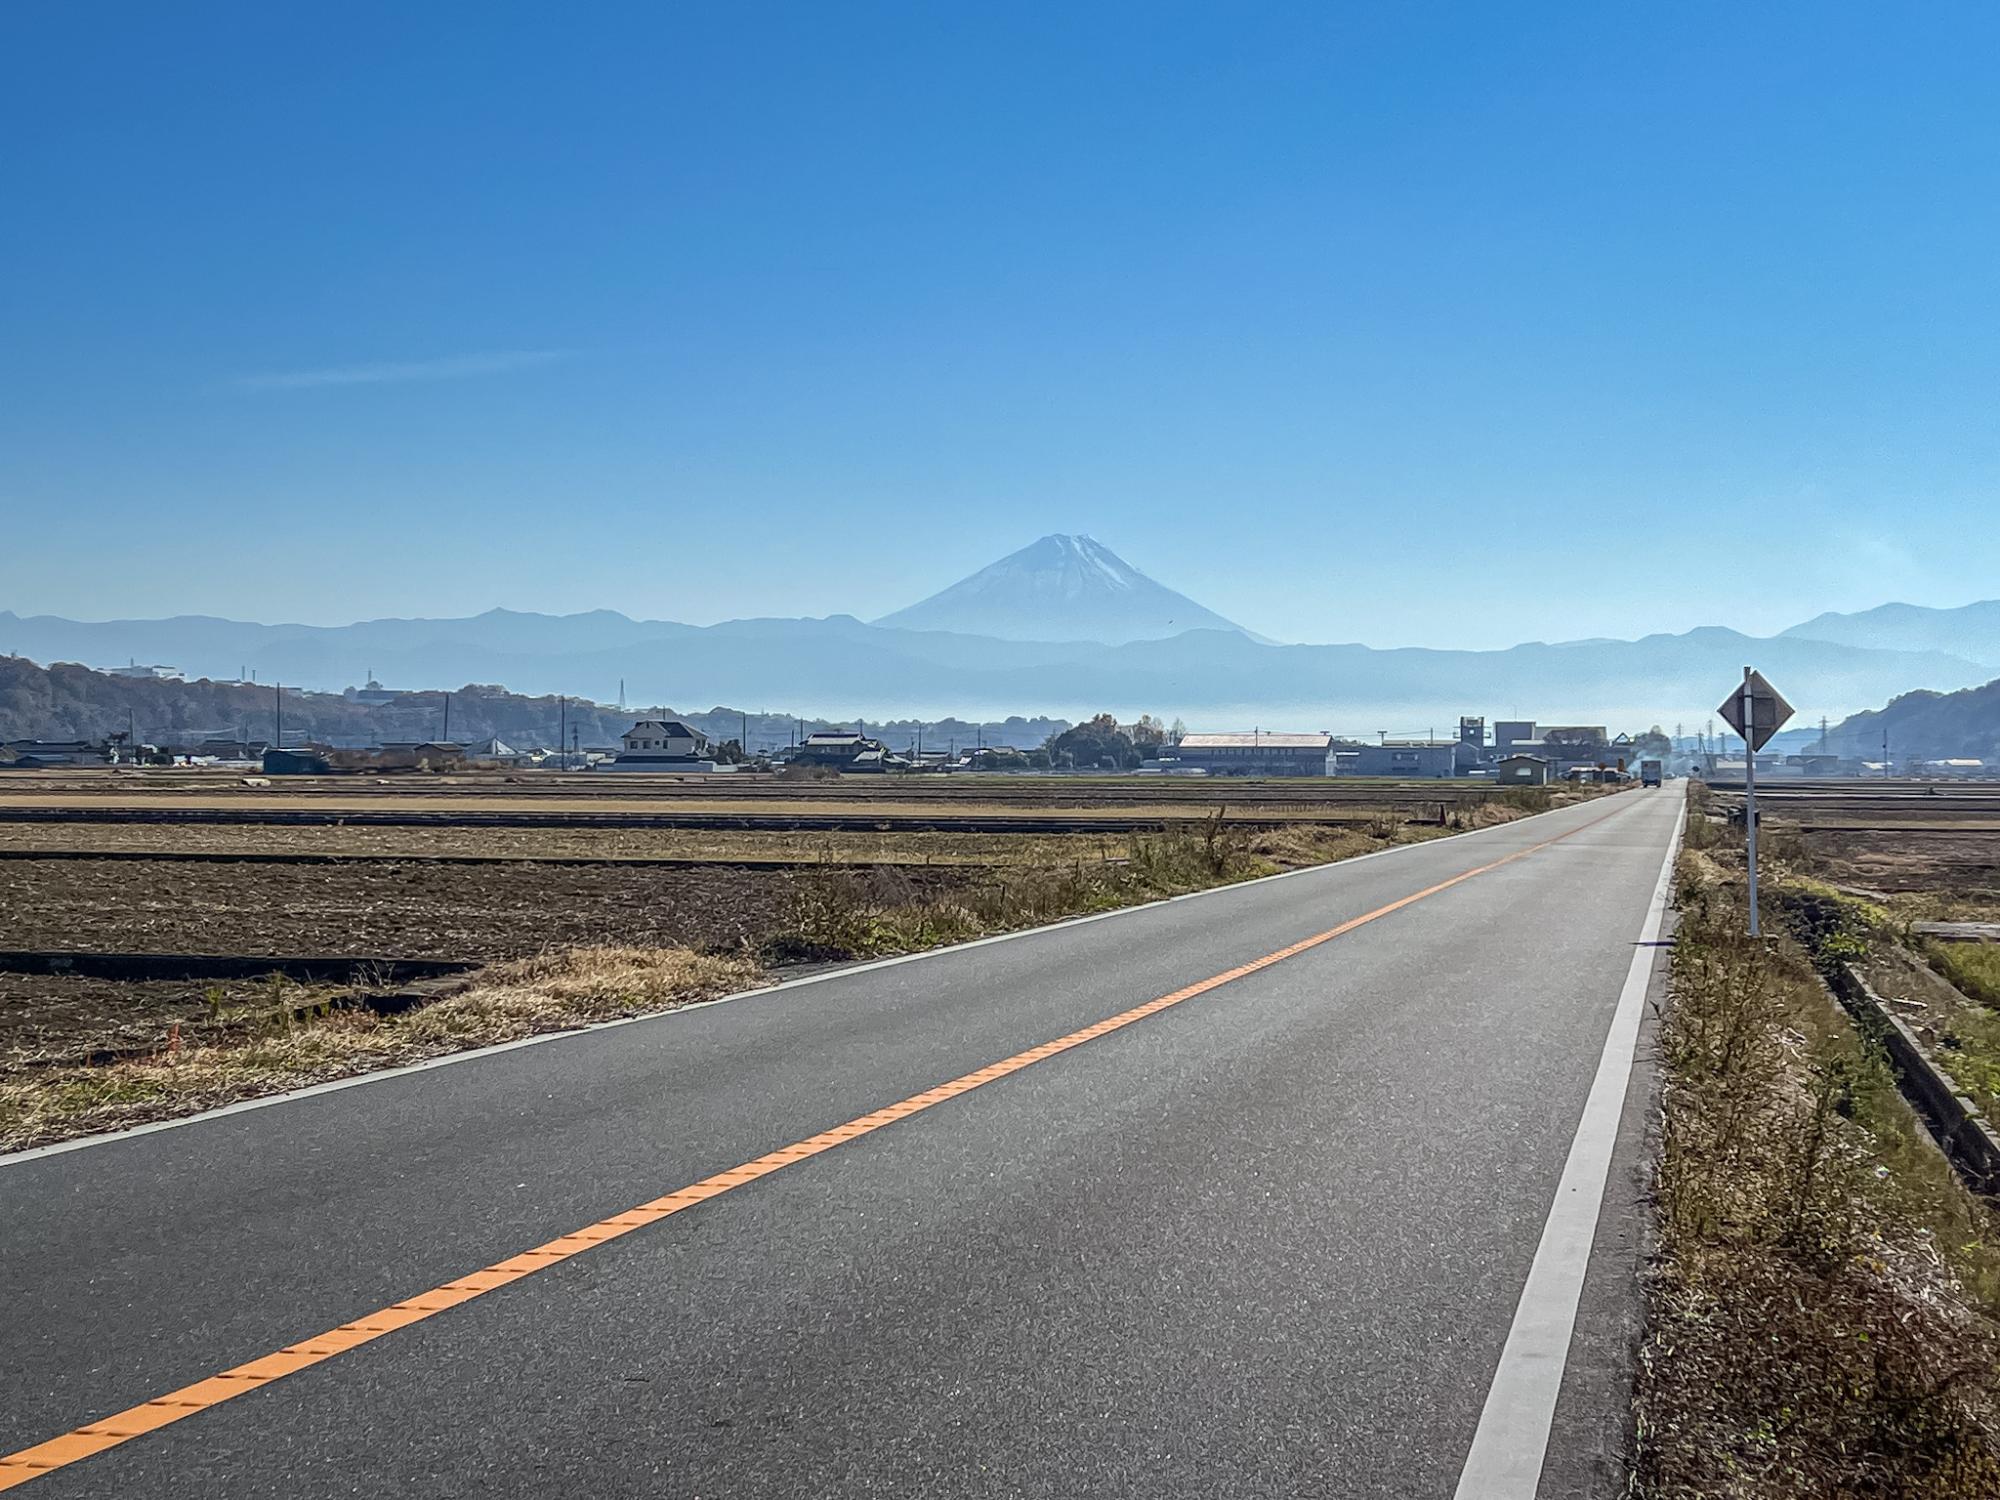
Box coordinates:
[0,656,1067,756]
[1826,677,2000,762]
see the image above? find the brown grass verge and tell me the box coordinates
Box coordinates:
[1634,837,2000,1497]
[756,809,1493,961]
[0,947,758,1152]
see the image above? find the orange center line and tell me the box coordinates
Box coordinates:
[0,797,1638,1491]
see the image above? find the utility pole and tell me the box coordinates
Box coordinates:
[558,696,567,772]
[274,683,283,749]
[442,692,450,745]
[1742,668,1760,936]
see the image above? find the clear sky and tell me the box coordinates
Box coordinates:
[4,2,1997,649]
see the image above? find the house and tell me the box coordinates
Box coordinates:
[1,739,109,768]
[375,741,468,767]
[845,747,916,773]
[465,736,534,767]
[620,720,705,758]
[1171,732,1333,776]
[601,719,716,771]
[1495,753,1551,786]
[790,731,886,768]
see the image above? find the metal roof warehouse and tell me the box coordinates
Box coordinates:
[1172,732,1333,776]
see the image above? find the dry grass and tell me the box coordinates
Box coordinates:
[0,947,758,1151]
[1931,942,2000,1012]
[0,821,1133,866]
[757,804,1523,962]
[1634,844,2000,1497]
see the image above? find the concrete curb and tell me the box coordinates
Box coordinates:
[1825,959,2000,1196]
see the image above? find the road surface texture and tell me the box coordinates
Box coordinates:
[1,788,1682,1498]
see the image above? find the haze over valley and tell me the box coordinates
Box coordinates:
[6,534,1996,736]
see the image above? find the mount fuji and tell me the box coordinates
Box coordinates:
[872,534,1256,645]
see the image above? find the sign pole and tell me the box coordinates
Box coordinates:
[1742,665,1760,937]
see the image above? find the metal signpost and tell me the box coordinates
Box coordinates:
[1716,667,1794,936]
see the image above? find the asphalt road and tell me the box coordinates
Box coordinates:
[1,788,1683,1498]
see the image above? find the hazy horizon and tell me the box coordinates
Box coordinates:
[3,548,1992,655]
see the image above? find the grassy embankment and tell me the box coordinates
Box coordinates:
[1635,788,2000,1497]
[0,791,1559,1150]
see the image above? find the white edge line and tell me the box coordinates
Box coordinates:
[1,793,1644,1169]
[1452,792,1683,1500]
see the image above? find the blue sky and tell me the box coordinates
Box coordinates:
[4,2,1997,649]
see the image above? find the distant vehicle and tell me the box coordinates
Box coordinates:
[1640,759,1663,787]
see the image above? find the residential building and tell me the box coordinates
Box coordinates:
[370,741,468,770]
[602,719,717,771]
[467,737,534,767]
[790,731,886,768]
[619,719,705,759]
[1,739,109,768]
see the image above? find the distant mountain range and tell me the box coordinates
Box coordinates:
[1781,599,2000,671]
[4,535,1997,728]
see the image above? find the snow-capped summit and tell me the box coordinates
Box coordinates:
[872,534,1253,644]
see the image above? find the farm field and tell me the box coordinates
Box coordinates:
[1706,777,2000,901]
[0,821,1109,866]
[0,857,912,958]
[0,767,1510,807]
[0,773,1584,1148]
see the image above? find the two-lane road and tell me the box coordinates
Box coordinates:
[1,788,1682,1497]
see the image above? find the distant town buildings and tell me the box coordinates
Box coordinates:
[0,739,109,767]
[104,661,182,681]
[1172,732,1333,777]
[342,677,403,706]
[1158,715,1648,781]
[1339,739,1461,779]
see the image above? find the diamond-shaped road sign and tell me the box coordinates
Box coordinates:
[1718,669,1794,752]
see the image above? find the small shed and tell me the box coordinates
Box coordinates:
[264,748,332,775]
[1495,753,1550,786]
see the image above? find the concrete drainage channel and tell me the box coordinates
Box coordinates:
[1822,959,2000,1197]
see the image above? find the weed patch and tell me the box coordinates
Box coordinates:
[1635,850,2000,1497]
[0,947,757,1151]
